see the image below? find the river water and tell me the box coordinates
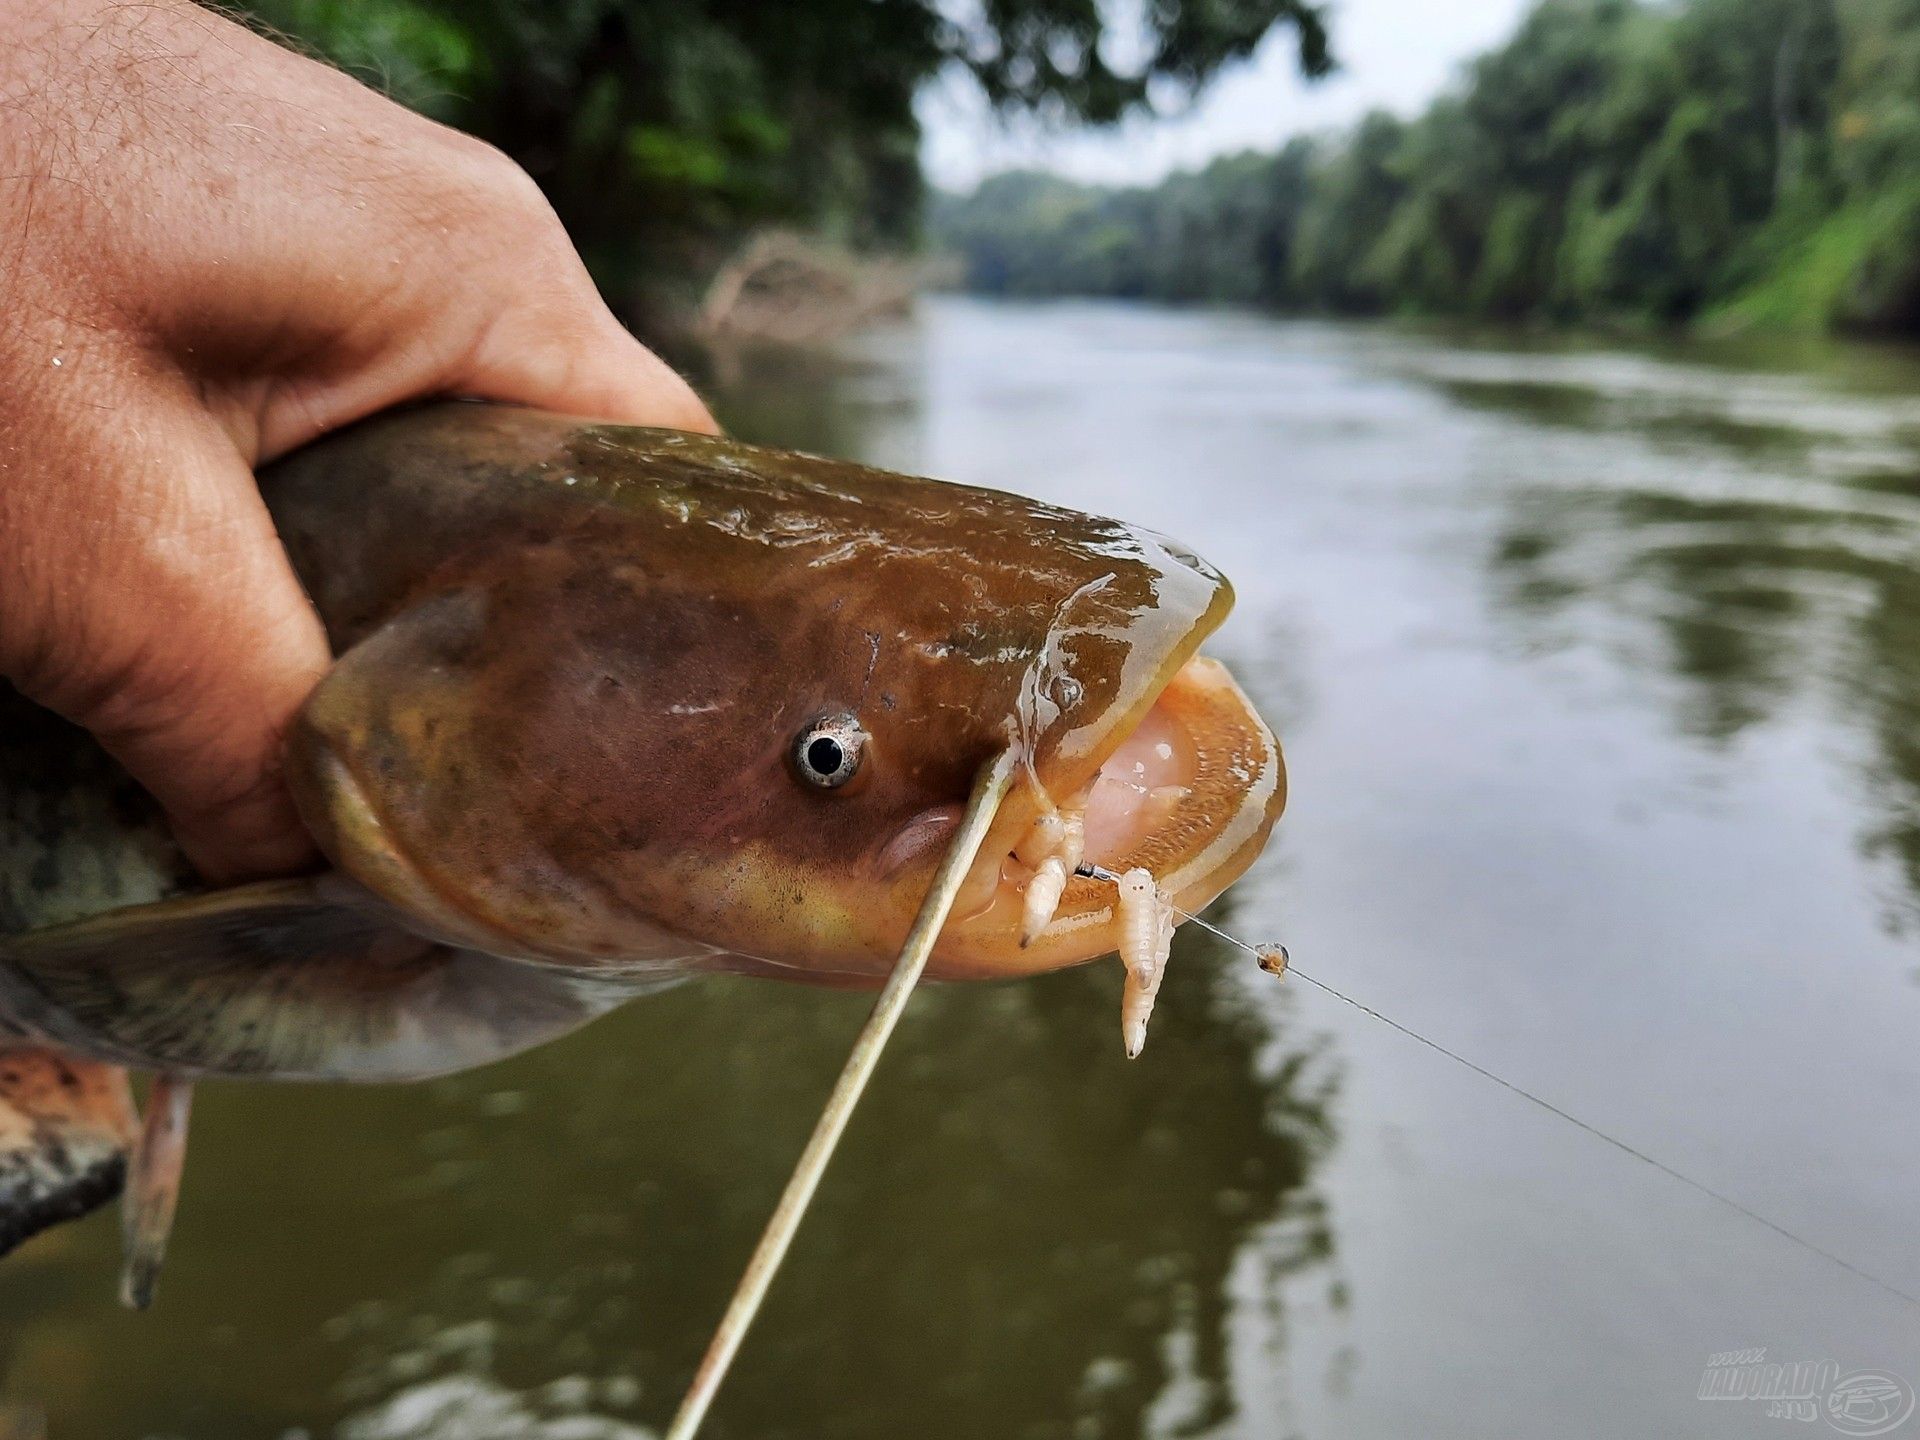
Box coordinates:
[4,298,1920,1438]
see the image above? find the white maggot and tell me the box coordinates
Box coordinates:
[1014,811,1067,869]
[1117,867,1173,1059]
[1015,789,1089,944]
[1058,806,1086,875]
[1020,856,1069,947]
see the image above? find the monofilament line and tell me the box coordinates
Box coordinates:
[663,750,1019,1440]
[1283,964,1920,1312]
[1073,863,1920,1313]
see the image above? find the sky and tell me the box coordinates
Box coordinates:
[919,0,1536,192]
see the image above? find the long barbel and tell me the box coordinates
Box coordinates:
[663,750,1019,1439]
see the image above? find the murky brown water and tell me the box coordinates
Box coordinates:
[5,299,1920,1437]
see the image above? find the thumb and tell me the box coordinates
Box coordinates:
[4,391,331,885]
[451,257,720,436]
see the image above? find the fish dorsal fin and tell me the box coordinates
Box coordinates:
[0,1048,136,1257]
[0,877,653,1082]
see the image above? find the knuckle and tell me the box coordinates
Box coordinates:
[435,136,567,243]
[373,126,572,277]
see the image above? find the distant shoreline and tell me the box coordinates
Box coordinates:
[930,0,1920,343]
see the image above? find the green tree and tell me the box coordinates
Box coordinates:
[935,0,1920,336]
[236,0,1333,317]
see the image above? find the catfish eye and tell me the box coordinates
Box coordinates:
[792,713,867,790]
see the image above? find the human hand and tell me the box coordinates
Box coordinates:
[0,0,715,883]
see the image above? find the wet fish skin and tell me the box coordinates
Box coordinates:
[264,403,1234,982]
[0,402,1278,1277]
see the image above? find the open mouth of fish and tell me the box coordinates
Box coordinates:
[931,653,1284,1010]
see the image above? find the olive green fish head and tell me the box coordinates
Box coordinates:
[278,407,1283,983]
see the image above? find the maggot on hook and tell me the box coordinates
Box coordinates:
[1074,861,1289,980]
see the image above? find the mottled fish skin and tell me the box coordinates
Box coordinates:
[264,403,1235,984]
[0,402,1280,1291]
[0,687,620,1082]
[0,1048,138,1259]
[0,684,191,942]
[0,691,183,1252]
[0,684,672,1081]
[1,402,1268,1074]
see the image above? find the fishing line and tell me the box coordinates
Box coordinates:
[1074,863,1920,1313]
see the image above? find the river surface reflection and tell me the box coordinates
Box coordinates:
[3,298,1919,1437]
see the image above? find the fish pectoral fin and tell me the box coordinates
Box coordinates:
[0,1048,137,1259]
[2,876,632,1082]
[2,876,428,1077]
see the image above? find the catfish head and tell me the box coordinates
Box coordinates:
[275,405,1284,985]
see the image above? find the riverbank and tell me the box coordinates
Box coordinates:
[931,0,1920,340]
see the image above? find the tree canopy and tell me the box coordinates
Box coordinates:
[232,0,1332,314]
[934,0,1920,334]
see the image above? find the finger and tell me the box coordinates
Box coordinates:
[191,138,719,458]
[239,260,720,463]
[4,395,331,884]
[451,242,719,436]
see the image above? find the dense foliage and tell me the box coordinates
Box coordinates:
[933,0,1920,334]
[230,0,1330,316]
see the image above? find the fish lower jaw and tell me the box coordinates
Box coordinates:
[935,655,1283,979]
